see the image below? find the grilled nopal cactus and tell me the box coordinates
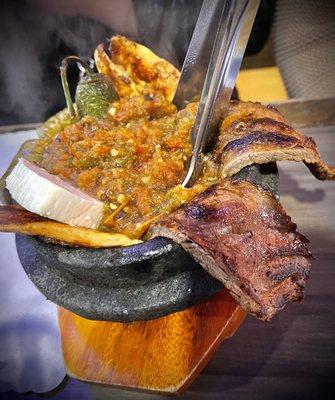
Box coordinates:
[60,56,118,119]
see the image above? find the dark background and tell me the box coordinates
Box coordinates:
[0,0,275,125]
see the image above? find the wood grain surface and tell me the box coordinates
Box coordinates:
[58,288,246,393]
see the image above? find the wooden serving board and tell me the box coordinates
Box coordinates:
[58,288,246,394]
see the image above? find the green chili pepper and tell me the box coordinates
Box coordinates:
[60,56,118,119]
[37,107,74,140]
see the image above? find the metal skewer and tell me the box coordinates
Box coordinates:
[176,0,260,188]
[173,0,227,109]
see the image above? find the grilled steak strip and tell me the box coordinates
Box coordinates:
[150,179,312,321]
[215,101,335,181]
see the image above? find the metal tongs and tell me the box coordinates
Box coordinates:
[174,0,260,187]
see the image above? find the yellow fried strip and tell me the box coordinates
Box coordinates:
[0,206,141,248]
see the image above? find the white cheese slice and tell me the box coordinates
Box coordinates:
[6,158,104,229]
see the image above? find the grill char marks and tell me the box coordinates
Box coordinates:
[150,179,312,321]
[223,130,298,152]
[215,102,335,181]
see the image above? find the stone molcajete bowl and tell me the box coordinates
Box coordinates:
[16,163,278,322]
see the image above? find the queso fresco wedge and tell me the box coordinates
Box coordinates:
[6,159,104,229]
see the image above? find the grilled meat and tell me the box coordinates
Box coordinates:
[150,179,312,321]
[94,35,180,101]
[215,101,335,181]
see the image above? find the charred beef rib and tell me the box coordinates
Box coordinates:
[215,101,335,181]
[150,179,312,321]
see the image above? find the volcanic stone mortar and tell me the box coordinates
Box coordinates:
[16,163,278,322]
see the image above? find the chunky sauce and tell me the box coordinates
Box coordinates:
[37,95,219,238]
